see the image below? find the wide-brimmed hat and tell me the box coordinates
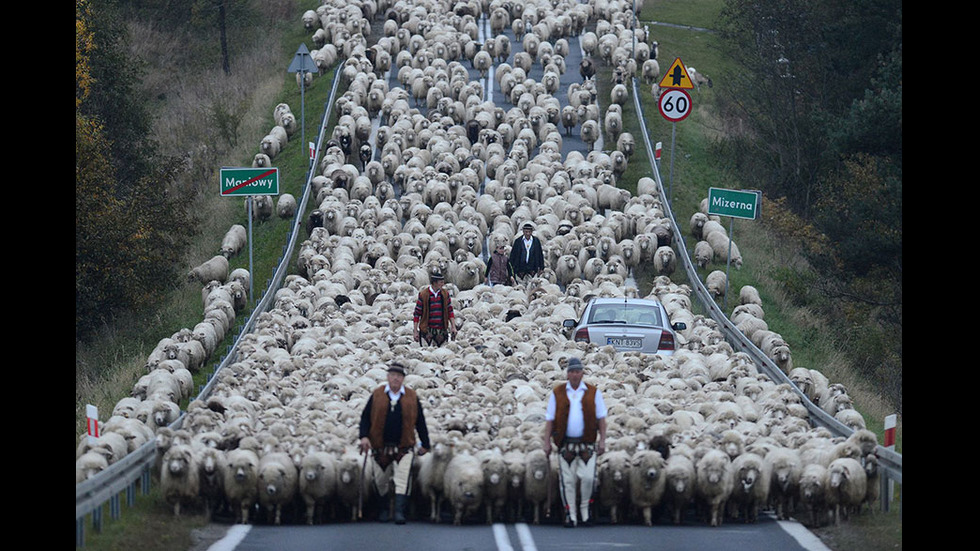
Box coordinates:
[388,362,407,375]
[566,357,584,371]
[430,272,445,281]
[522,223,534,231]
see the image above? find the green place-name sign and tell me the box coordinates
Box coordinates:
[707,187,761,220]
[220,167,279,196]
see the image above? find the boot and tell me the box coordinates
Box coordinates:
[394,494,409,525]
[377,494,392,523]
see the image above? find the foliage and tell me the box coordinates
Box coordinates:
[76,0,196,341]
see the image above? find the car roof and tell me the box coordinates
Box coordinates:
[588,297,664,307]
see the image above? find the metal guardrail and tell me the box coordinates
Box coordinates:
[75,60,348,548]
[630,77,902,504]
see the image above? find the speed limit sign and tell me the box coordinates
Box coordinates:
[658,88,693,122]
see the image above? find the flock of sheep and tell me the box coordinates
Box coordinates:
[75,0,880,533]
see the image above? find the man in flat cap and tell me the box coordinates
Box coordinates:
[543,357,608,527]
[359,361,431,524]
[510,223,545,281]
[412,272,457,346]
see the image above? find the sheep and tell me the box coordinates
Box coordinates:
[727,452,770,523]
[826,457,867,525]
[705,270,727,299]
[197,446,227,521]
[798,463,829,527]
[765,447,802,520]
[860,453,880,513]
[248,195,274,223]
[480,448,509,524]
[706,231,742,268]
[739,285,762,306]
[444,452,485,525]
[693,241,713,268]
[223,448,260,523]
[277,193,298,219]
[188,255,230,284]
[335,447,372,522]
[417,439,456,522]
[160,443,200,516]
[257,451,299,525]
[76,451,109,483]
[220,224,248,259]
[695,448,733,527]
[299,450,338,525]
[663,453,696,525]
[597,449,630,524]
[653,246,677,276]
[628,449,668,526]
[688,67,713,91]
[523,448,551,525]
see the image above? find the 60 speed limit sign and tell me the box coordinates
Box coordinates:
[658,88,693,122]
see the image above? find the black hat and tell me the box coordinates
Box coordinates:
[430,272,445,281]
[522,223,534,230]
[388,362,407,375]
[566,357,584,371]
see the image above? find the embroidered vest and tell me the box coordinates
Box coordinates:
[368,386,418,449]
[551,383,598,447]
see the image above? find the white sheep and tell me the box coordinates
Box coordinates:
[629,449,668,526]
[197,446,227,520]
[444,452,485,525]
[523,448,551,525]
[664,452,696,525]
[160,443,200,516]
[739,285,762,306]
[223,448,260,524]
[765,447,802,520]
[826,457,867,525]
[706,231,742,269]
[257,451,299,525]
[188,255,230,284]
[220,224,247,259]
[596,449,630,524]
[299,450,338,525]
[693,240,713,268]
[695,448,733,526]
[797,463,829,527]
[76,451,109,483]
[479,448,509,524]
[277,193,297,219]
[417,439,456,522]
[705,270,727,299]
[653,246,677,276]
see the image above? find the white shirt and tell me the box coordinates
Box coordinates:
[385,383,405,404]
[545,382,608,438]
[523,237,533,262]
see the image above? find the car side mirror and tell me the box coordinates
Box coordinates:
[672,322,687,331]
[563,319,576,328]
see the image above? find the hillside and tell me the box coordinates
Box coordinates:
[76,1,901,550]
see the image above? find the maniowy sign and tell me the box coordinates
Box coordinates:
[220,167,279,196]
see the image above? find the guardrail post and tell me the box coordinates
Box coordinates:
[77,518,85,547]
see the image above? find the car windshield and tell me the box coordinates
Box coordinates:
[589,304,662,326]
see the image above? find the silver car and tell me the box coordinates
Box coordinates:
[562,297,687,355]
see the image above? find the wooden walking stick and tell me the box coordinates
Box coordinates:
[358,449,368,519]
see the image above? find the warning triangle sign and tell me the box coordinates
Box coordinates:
[658,57,694,90]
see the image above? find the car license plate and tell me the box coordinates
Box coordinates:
[608,337,642,348]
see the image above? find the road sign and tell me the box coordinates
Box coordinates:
[707,187,761,220]
[288,43,317,74]
[220,167,280,196]
[659,88,692,122]
[658,57,694,90]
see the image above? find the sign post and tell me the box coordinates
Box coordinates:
[657,58,695,206]
[706,187,762,309]
[220,167,280,300]
[288,44,317,167]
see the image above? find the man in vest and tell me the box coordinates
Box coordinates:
[359,361,432,524]
[543,356,608,527]
[413,272,457,346]
[509,223,545,281]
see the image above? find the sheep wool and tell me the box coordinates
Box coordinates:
[443,452,485,526]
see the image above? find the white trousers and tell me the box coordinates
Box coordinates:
[374,451,415,496]
[558,449,597,523]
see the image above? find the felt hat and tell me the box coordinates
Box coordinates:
[388,362,407,375]
[522,223,534,230]
[430,272,445,281]
[566,357,584,371]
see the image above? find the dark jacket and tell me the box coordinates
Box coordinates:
[510,235,545,275]
[485,251,516,284]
